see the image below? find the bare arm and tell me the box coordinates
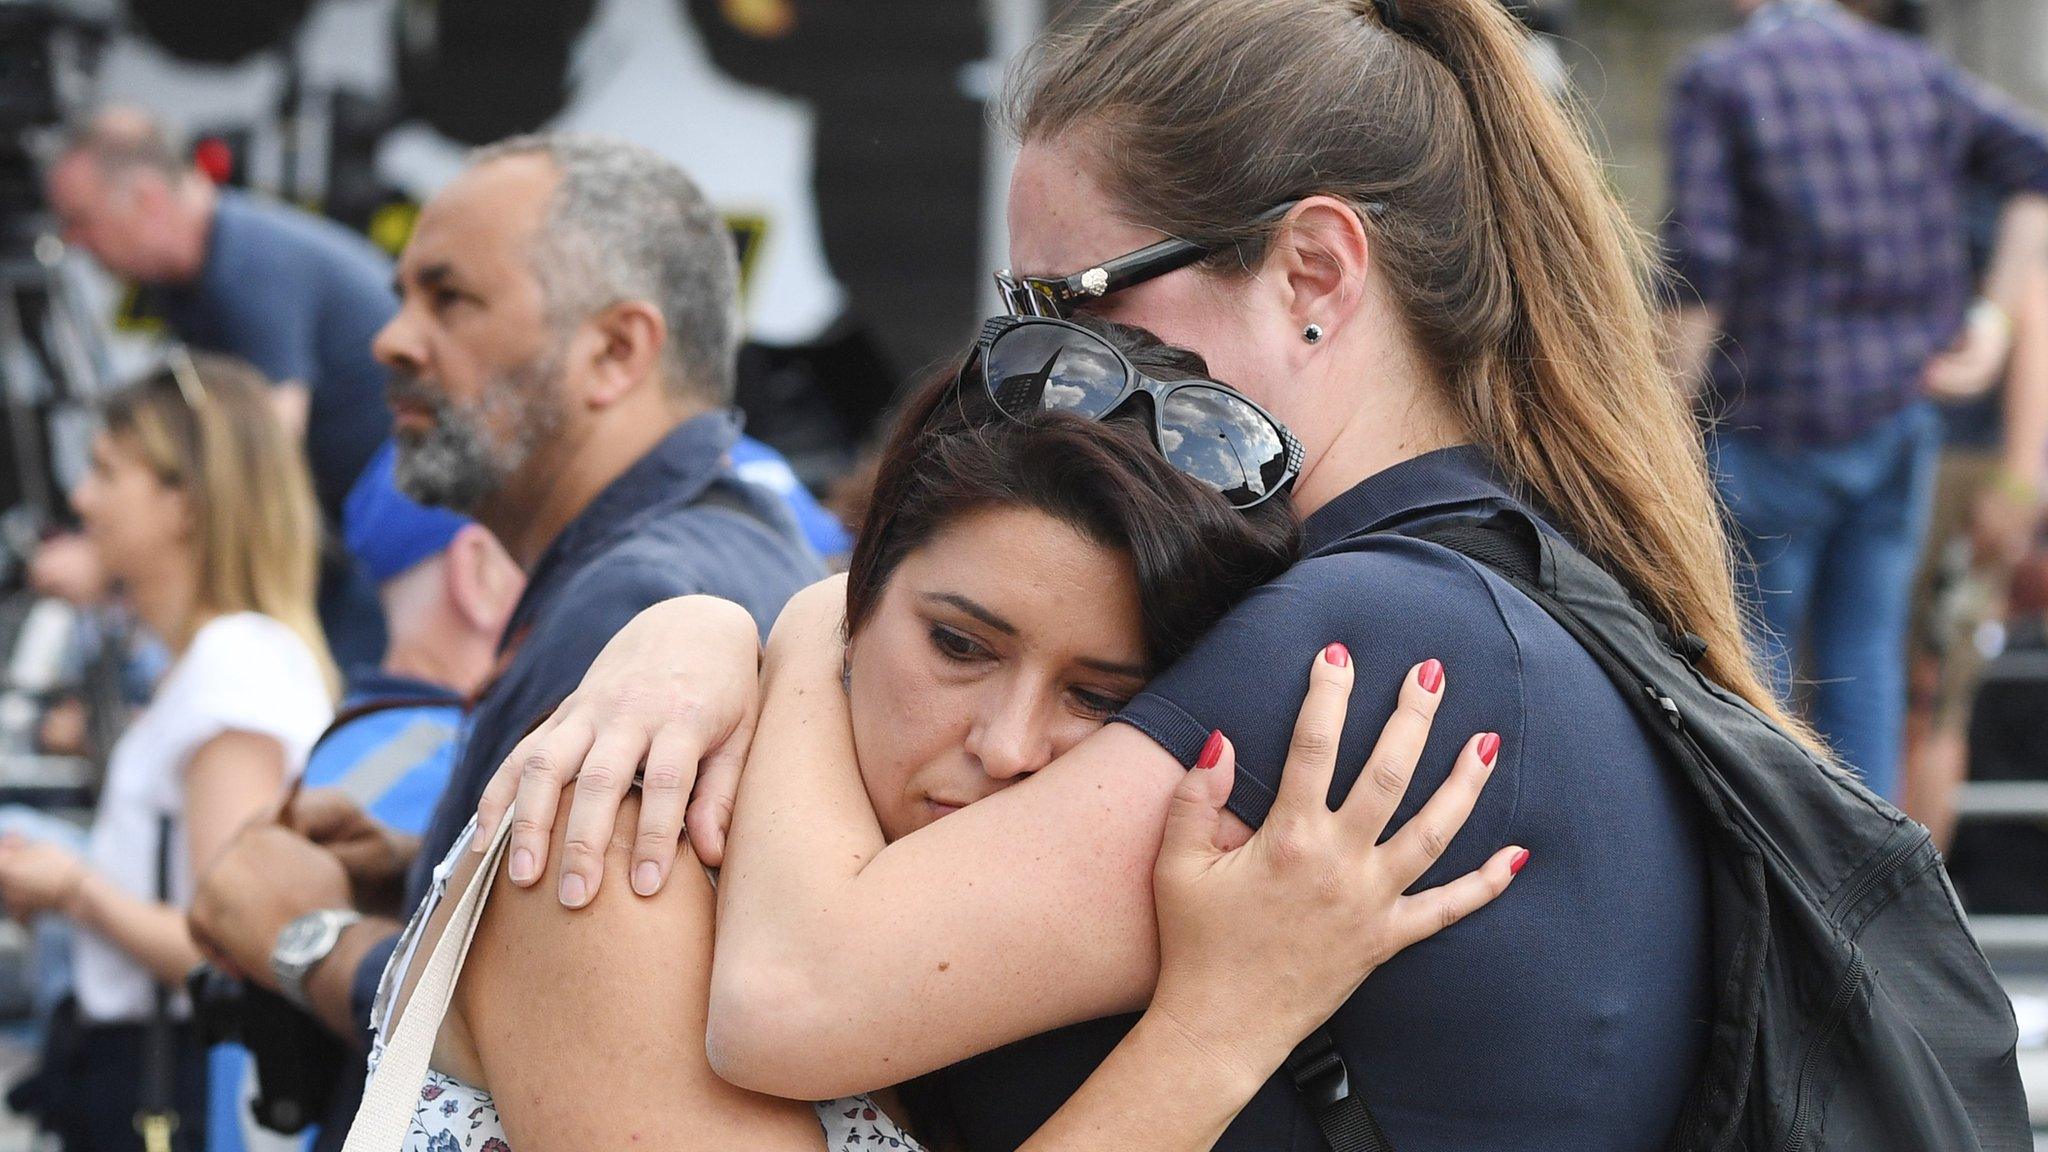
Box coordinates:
[302,916,401,1039]
[1664,304,1723,397]
[74,731,285,983]
[1995,198,2048,492]
[270,382,311,444]
[451,789,819,1152]
[708,579,1182,1098]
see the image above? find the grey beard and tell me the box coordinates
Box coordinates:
[390,354,564,514]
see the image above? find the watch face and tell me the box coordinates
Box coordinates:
[277,914,331,963]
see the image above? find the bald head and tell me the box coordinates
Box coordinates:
[47,107,212,282]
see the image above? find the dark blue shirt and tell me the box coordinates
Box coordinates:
[346,411,823,1032]
[931,448,1712,1152]
[157,189,396,520]
[1663,0,2048,446]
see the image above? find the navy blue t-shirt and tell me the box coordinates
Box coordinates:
[929,447,1712,1152]
[157,189,396,522]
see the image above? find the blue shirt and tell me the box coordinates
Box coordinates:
[730,434,854,558]
[931,448,1712,1152]
[157,190,397,520]
[1663,0,2048,446]
[347,411,822,1032]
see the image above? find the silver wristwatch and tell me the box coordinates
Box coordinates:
[271,909,363,1010]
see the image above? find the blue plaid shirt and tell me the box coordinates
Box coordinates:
[1663,0,2048,445]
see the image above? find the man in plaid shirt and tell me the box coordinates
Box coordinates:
[1663,0,2048,800]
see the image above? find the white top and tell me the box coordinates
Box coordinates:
[74,613,333,1023]
[368,818,922,1152]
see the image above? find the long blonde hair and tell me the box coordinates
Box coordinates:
[102,351,340,698]
[1011,0,1820,754]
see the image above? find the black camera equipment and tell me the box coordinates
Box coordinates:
[0,1,113,584]
[187,965,350,1135]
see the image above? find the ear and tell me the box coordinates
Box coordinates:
[1263,195,1373,340]
[444,523,524,635]
[576,300,669,410]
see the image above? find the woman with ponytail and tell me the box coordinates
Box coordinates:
[0,353,336,1152]
[489,0,1749,1146]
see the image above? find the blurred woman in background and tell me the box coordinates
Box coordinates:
[0,352,337,1152]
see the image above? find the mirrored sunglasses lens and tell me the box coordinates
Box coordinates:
[1158,386,1290,506]
[984,325,1128,418]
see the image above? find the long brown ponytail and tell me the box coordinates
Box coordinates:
[1012,0,1820,754]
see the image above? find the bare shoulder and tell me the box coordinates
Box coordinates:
[456,783,819,1147]
[469,784,717,991]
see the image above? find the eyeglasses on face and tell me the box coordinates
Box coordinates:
[993,198,1386,319]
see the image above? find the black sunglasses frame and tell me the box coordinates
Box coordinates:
[994,197,1389,319]
[965,315,1304,509]
[995,200,1305,319]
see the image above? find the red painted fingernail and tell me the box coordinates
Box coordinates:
[1478,732,1501,767]
[1323,643,1349,668]
[1418,659,1444,694]
[1510,849,1531,875]
[1196,730,1224,770]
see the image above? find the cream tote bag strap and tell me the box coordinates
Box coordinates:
[341,810,513,1152]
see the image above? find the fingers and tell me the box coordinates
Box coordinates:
[492,717,596,895]
[1377,729,1500,889]
[1337,658,1446,845]
[1390,844,1528,950]
[288,788,363,844]
[1156,733,1236,885]
[1271,645,1356,823]
[477,710,565,851]
[632,721,715,893]
[556,723,658,908]
[681,713,754,871]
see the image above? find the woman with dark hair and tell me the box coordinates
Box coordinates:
[488,0,1763,1146]
[345,317,1519,1150]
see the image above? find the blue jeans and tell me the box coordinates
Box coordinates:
[1712,403,1942,800]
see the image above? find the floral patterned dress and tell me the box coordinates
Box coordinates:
[366,820,923,1152]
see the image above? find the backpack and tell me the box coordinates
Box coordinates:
[1286,507,2031,1152]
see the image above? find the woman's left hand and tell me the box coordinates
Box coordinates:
[0,834,87,920]
[1148,646,1524,1081]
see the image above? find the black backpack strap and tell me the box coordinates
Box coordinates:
[1285,1027,1394,1152]
[1411,512,1543,585]
[136,812,180,1152]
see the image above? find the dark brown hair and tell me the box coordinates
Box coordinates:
[1009,0,1817,751]
[845,316,1300,669]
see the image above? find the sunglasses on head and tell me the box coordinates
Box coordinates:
[960,315,1303,509]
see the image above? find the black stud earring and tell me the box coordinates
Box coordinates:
[1303,323,1325,344]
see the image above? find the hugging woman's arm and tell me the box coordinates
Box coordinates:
[356,316,1518,1151]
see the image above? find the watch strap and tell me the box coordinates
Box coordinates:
[274,909,362,1011]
